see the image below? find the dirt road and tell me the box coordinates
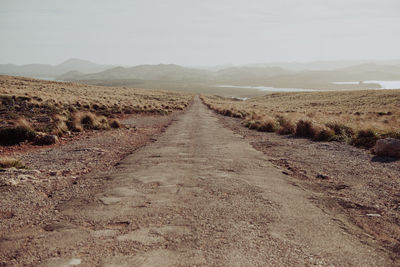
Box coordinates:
[1,97,394,266]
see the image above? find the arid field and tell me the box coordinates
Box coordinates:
[0,75,192,147]
[201,90,400,148]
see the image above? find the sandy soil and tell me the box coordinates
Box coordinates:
[0,97,398,266]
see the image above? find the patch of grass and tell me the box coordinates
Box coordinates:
[0,76,193,139]
[202,92,399,149]
[276,116,296,135]
[52,115,69,136]
[326,122,354,142]
[313,126,335,141]
[80,112,97,128]
[382,131,400,139]
[242,114,279,132]
[0,157,25,169]
[109,119,122,129]
[201,89,400,138]
[0,121,36,146]
[295,120,317,139]
[257,117,279,132]
[70,112,110,131]
[351,129,380,149]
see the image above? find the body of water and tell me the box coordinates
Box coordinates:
[216,81,400,93]
[215,85,319,92]
[332,81,400,89]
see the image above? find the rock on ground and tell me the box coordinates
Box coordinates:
[374,138,400,158]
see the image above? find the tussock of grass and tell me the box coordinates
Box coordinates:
[52,115,68,136]
[242,114,279,132]
[69,112,110,132]
[295,120,317,139]
[351,129,380,149]
[109,119,121,129]
[0,157,25,169]
[313,126,335,141]
[0,119,36,146]
[276,116,296,135]
[326,122,354,142]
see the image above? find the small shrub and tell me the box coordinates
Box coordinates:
[80,113,96,128]
[68,114,83,132]
[242,115,278,132]
[244,120,261,130]
[326,122,354,142]
[258,117,279,132]
[97,116,110,130]
[0,121,36,146]
[351,129,380,149]
[295,120,317,138]
[68,112,111,132]
[277,116,296,135]
[223,109,232,117]
[34,134,58,146]
[109,119,121,129]
[52,115,68,136]
[0,157,25,169]
[314,127,335,141]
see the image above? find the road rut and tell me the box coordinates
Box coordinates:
[9,97,393,266]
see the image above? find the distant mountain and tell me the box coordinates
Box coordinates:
[60,64,294,83]
[337,63,400,74]
[215,66,291,84]
[3,59,400,94]
[59,61,400,90]
[66,64,214,81]
[56,70,84,80]
[245,60,400,71]
[54,58,112,74]
[0,58,113,78]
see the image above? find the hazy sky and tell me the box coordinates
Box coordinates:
[1,0,399,66]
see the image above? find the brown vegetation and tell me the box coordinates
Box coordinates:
[109,119,121,129]
[201,89,400,150]
[0,157,25,169]
[0,75,193,146]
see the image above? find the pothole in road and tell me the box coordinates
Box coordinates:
[109,187,141,197]
[106,221,130,229]
[0,210,14,219]
[99,196,123,205]
[91,229,119,238]
[116,225,191,245]
[117,228,165,245]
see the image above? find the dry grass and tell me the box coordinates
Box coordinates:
[0,157,25,169]
[201,89,400,148]
[243,114,278,132]
[0,75,193,145]
[0,119,36,146]
[109,119,122,129]
[70,112,110,131]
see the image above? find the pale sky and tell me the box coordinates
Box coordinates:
[0,0,399,65]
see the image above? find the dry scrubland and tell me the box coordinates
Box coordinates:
[0,75,192,147]
[201,90,400,149]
